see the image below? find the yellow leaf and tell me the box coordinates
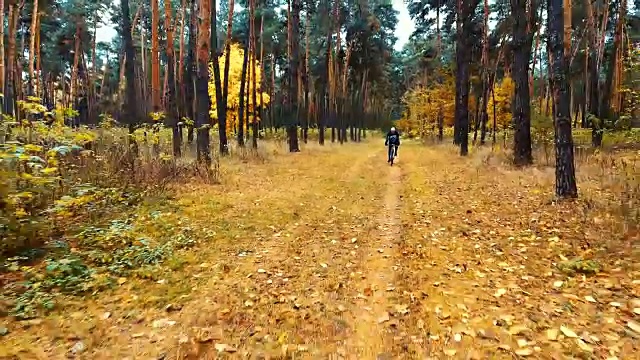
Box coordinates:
[42,167,58,175]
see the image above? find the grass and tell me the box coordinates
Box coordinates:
[1,138,638,359]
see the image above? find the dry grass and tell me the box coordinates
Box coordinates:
[1,140,638,359]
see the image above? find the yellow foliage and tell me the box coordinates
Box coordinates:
[400,75,515,137]
[487,76,514,130]
[208,43,270,133]
[398,74,456,136]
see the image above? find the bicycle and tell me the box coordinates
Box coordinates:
[387,145,398,166]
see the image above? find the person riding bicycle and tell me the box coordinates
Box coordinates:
[385,127,400,162]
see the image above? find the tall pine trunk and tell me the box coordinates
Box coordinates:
[185,0,197,144]
[121,0,138,158]
[196,0,212,165]
[512,0,536,166]
[165,0,180,157]
[0,0,4,113]
[250,0,258,148]
[220,0,235,155]
[238,41,249,147]
[287,0,301,152]
[28,0,38,96]
[210,0,225,153]
[454,0,478,154]
[151,0,160,111]
[549,0,577,197]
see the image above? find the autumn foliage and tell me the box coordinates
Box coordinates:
[208,44,270,132]
[398,72,515,138]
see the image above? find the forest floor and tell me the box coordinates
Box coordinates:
[1,140,639,359]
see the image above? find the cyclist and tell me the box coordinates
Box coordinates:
[385,127,400,163]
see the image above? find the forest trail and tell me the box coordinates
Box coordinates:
[2,141,639,359]
[345,161,402,359]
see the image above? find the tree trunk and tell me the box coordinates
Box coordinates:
[479,0,489,145]
[250,0,258,148]
[322,0,332,145]
[185,0,197,144]
[151,0,161,111]
[549,0,577,197]
[0,0,5,112]
[259,13,265,138]
[5,2,17,115]
[28,0,38,96]
[512,0,536,166]
[121,0,139,158]
[210,0,225,154]
[196,0,212,165]
[165,0,180,157]
[303,4,311,144]
[454,0,478,155]
[287,0,301,152]
[70,22,81,124]
[238,41,249,147]
[603,0,625,123]
[220,0,234,154]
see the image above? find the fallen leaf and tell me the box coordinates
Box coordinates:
[494,288,507,297]
[516,338,528,348]
[585,296,597,303]
[152,319,176,328]
[509,325,529,335]
[394,304,409,315]
[443,349,457,356]
[546,329,559,341]
[576,339,594,353]
[117,277,127,285]
[553,281,563,288]
[515,348,533,356]
[560,325,578,338]
[454,333,462,342]
[627,320,640,334]
[377,312,390,324]
[214,343,237,353]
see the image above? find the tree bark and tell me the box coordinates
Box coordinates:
[220,0,235,154]
[196,0,212,165]
[165,0,180,157]
[287,0,301,152]
[238,41,249,147]
[28,0,38,96]
[511,0,536,166]
[0,0,5,111]
[151,0,161,111]
[250,0,258,148]
[210,0,225,154]
[549,0,577,197]
[454,0,479,155]
[121,0,139,157]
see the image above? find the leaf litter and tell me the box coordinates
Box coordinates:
[2,143,639,359]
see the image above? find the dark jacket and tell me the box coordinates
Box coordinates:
[385,131,400,146]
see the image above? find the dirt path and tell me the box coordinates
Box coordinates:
[345,161,403,359]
